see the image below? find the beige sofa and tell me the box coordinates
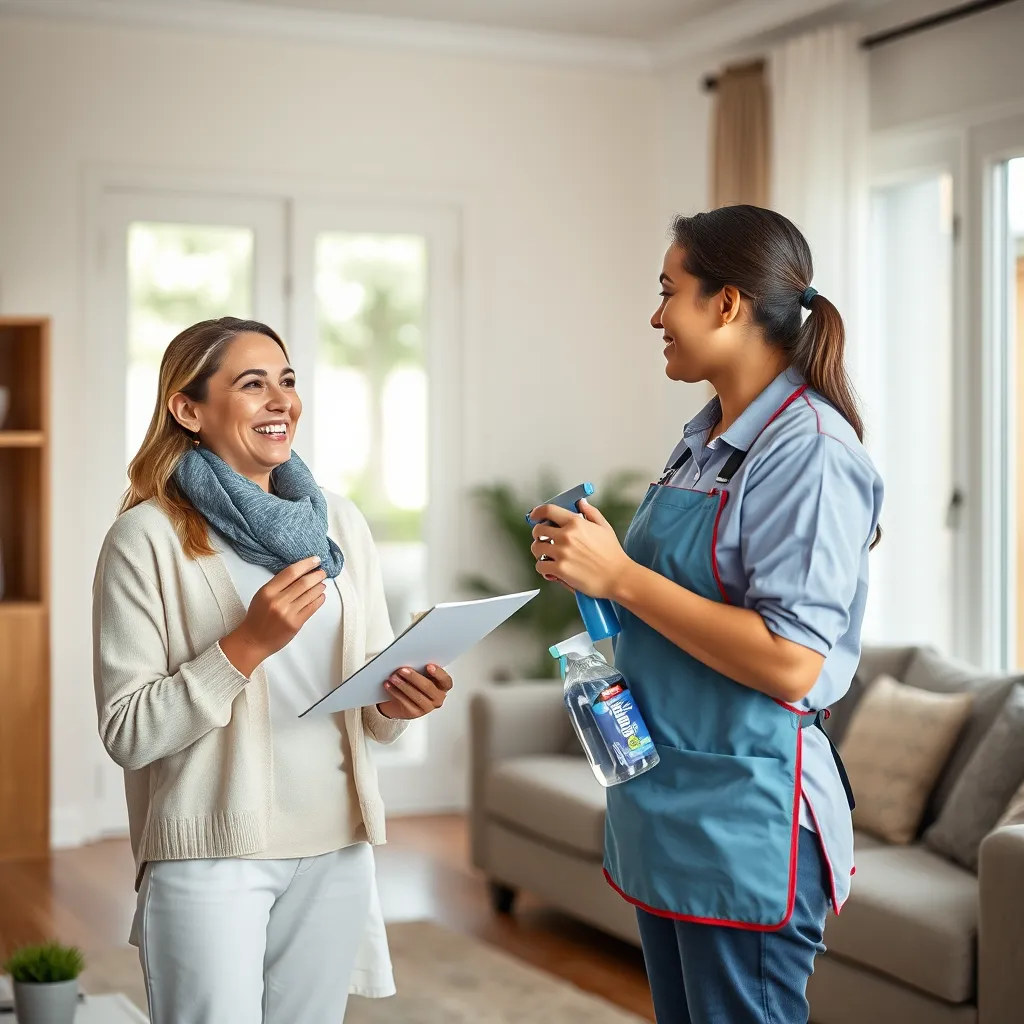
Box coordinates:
[468,645,1024,1024]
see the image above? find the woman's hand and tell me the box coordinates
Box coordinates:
[529,501,633,599]
[376,664,453,720]
[220,556,326,676]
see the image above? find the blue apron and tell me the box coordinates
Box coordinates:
[605,386,853,931]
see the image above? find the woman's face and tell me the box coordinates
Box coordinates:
[172,331,301,484]
[651,244,741,383]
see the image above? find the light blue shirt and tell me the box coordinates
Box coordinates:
[665,369,883,909]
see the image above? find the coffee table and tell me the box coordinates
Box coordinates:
[0,977,147,1023]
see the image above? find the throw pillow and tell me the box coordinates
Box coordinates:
[841,675,973,845]
[996,777,1024,829]
[924,684,1024,871]
[902,647,1018,826]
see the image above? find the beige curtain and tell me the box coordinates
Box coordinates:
[711,60,770,209]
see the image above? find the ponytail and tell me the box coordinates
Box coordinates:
[793,293,864,441]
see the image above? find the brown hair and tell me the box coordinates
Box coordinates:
[121,317,288,558]
[672,206,879,546]
[671,205,863,439]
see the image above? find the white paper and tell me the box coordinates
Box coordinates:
[300,590,539,715]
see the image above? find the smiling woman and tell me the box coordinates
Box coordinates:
[93,316,454,1024]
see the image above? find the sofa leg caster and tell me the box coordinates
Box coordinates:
[489,881,517,915]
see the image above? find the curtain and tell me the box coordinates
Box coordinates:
[712,60,770,209]
[769,24,870,399]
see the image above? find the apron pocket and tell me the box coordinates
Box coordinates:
[605,741,799,926]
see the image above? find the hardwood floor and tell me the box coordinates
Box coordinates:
[0,815,654,1020]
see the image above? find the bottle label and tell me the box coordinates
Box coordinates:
[592,683,656,766]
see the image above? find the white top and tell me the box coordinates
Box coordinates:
[214,539,363,858]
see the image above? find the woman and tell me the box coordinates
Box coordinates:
[93,317,452,1024]
[530,206,882,1024]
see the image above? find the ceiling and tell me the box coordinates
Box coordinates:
[213,0,727,41]
[0,0,932,69]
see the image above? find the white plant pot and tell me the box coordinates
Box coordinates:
[12,979,79,1024]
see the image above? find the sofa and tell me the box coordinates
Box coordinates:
[468,645,1024,1024]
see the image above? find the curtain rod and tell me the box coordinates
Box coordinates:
[701,0,1020,92]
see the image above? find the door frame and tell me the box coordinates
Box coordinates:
[82,166,475,840]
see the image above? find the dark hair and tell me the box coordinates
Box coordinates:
[122,317,289,558]
[671,205,863,440]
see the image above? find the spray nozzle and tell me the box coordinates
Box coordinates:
[549,631,597,679]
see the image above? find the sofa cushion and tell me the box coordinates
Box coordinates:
[925,684,1024,871]
[485,755,605,859]
[826,841,978,1004]
[902,647,1019,824]
[842,676,973,844]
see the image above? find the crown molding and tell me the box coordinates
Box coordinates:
[0,0,862,72]
[0,0,654,71]
[649,0,851,66]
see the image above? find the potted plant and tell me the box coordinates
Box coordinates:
[461,469,647,679]
[3,942,85,1024]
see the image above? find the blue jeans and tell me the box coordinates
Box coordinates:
[636,827,829,1024]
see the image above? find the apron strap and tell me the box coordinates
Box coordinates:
[800,710,856,811]
[659,445,749,486]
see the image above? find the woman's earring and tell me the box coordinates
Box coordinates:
[191,432,201,447]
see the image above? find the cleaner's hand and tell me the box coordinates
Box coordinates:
[528,501,632,599]
[376,664,453,720]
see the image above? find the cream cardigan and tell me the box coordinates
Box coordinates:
[92,490,408,880]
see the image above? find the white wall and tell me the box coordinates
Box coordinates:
[868,0,1024,130]
[0,14,671,841]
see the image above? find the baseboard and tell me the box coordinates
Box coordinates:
[50,804,90,849]
[50,801,130,850]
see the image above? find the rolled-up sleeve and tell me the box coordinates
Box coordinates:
[740,434,878,655]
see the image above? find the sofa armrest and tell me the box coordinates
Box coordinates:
[978,824,1024,1024]
[468,682,569,871]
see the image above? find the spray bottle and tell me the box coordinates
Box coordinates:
[526,482,620,642]
[551,632,659,787]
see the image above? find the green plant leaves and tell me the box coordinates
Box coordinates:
[3,942,85,984]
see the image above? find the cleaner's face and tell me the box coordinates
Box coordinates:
[651,245,741,384]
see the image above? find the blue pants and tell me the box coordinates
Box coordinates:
[636,826,830,1024]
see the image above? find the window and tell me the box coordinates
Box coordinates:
[312,233,430,631]
[125,223,255,465]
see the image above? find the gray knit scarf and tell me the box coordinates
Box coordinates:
[174,447,345,578]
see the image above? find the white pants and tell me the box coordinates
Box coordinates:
[136,843,376,1024]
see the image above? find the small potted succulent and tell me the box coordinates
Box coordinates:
[2,942,85,1024]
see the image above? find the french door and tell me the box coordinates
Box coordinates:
[90,184,461,835]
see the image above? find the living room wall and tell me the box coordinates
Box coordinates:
[0,13,667,843]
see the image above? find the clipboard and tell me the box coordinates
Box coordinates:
[300,589,539,715]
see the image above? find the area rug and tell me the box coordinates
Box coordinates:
[80,920,648,1023]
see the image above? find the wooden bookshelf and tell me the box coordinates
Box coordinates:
[0,317,50,860]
